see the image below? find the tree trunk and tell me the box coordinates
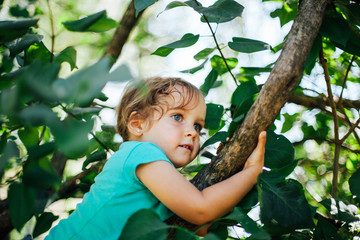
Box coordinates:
[166,0,331,235]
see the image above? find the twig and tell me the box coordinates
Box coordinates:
[192,0,239,87]
[319,45,340,198]
[338,55,356,104]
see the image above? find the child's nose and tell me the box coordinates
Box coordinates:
[184,124,197,137]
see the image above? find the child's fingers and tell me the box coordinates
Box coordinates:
[256,131,267,150]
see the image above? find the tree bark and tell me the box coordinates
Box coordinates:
[105,0,143,61]
[166,0,332,234]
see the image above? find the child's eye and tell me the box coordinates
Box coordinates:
[194,123,202,132]
[171,114,183,122]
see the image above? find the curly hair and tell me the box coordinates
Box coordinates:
[116,77,204,141]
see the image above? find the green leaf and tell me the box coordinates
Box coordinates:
[27,142,56,161]
[108,64,134,82]
[229,37,273,53]
[264,130,295,176]
[50,118,94,159]
[119,209,169,240]
[320,198,360,224]
[281,113,299,133]
[320,10,351,47]
[231,79,258,107]
[134,0,158,16]
[210,55,238,75]
[55,46,77,70]
[204,103,224,130]
[187,0,244,23]
[53,57,111,107]
[18,127,39,147]
[68,107,102,119]
[62,10,117,32]
[201,131,227,151]
[82,151,107,170]
[305,34,322,74]
[336,2,360,26]
[180,60,207,74]
[6,34,43,57]
[0,19,39,43]
[25,42,52,65]
[19,104,59,127]
[258,171,315,235]
[8,182,36,231]
[33,212,59,238]
[313,216,344,240]
[0,140,19,179]
[152,33,199,57]
[23,157,60,189]
[19,61,61,103]
[238,67,272,76]
[349,167,360,197]
[200,69,219,96]
[194,47,216,61]
[270,2,297,27]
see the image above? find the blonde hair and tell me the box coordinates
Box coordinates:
[116,77,203,141]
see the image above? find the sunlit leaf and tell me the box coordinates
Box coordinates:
[152,33,199,57]
[229,37,273,53]
[0,140,19,179]
[270,2,297,27]
[194,47,216,61]
[62,10,117,32]
[0,19,38,43]
[25,42,52,65]
[8,182,36,231]
[258,172,315,235]
[320,11,351,47]
[210,55,238,75]
[238,67,272,76]
[18,127,39,147]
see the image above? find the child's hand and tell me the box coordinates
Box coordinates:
[244,131,266,175]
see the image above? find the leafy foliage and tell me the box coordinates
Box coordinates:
[0,0,360,239]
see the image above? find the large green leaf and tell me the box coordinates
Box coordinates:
[53,57,111,107]
[229,37,273,53]
[18,104,59,127]
[8,182,36,231]
[200,69,219,96]
[0,19,38,43]
[320,198,360,224]
[62,10,118,32]
[55,46,77,70]
[204,103,224,130]
[0,140,19,179]
[349,167,360,198]
[134,0,158,16]
[108,64,134,82]
[264,130,295,176]
[152,33,199,57]
[230,79,258,107]
[320,10,351,47]
[258,172,315,235]
[24,42,52,65]
[82,150,107,170]
[119,209,171,240]
[200,131,228,151]
[269,2,297,27]
[6,34,43,57]
[186,0,244,23]
[18,127,39,147]
[33,212,59,238]
[335,1,360,27]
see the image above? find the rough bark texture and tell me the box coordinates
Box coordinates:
[105,0,143,61]
[166,0,332,234]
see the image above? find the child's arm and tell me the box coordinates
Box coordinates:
[136,131,266,226]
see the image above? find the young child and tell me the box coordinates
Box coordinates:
[45,77,266,239]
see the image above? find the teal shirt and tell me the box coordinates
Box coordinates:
[46,142,173,240]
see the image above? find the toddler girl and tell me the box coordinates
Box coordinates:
[46,77,266,239]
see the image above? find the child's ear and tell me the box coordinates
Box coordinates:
[127,112,146,138]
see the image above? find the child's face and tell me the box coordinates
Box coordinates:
[139,87,206,168]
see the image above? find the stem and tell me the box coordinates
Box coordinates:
[319,45,340,198]
[192,0,238,87]
[46,0,55,62]
[338,55,355,104]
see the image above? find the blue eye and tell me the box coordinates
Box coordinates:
[194,123,202,132]
[171,114,183,122]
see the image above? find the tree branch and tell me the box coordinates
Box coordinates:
[166,0,331,235]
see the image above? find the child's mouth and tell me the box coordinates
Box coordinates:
[179,144,192,151]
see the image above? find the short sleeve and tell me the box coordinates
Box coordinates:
[123,142,173,185]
